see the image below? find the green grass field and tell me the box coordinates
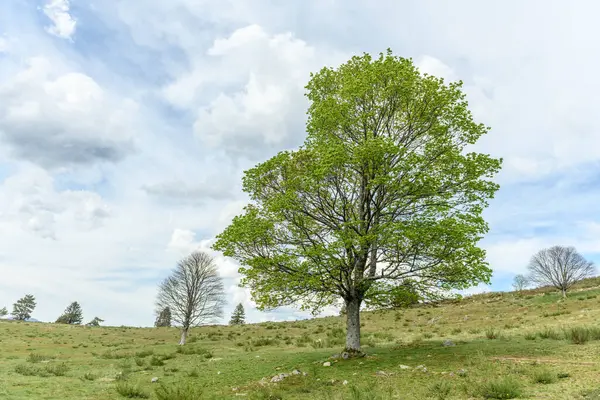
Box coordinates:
[3,280,600,399]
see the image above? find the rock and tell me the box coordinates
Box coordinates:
[151,377,159,383]
[442,339,455,347]
[291,369,301,375]
[323,362,331,367]
[341,352,350,360]
[422,367,428,373]
[399,365,411,369]
[232,387,239,391]
[270,375,283,383]
[303,372,308,376]
[416,365,424,369]
[343,380,349,385]
[375,370,388,376]
[457,369,467,377]
[217,371,221,375]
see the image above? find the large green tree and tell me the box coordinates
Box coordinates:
[213,50,502,353]
[12,294,36,321]
[55,301,84,325]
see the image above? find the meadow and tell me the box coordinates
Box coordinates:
[3,280,600,399]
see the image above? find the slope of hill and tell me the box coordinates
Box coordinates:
[2,280,600,399]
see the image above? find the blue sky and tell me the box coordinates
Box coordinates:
[1,0,600,326]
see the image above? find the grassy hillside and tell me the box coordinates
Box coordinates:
[3,280,600,399]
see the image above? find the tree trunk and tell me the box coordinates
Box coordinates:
[345,297,362,354]
[561,288,567,298]
[179,327,188,345]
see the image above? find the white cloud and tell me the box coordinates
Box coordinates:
[0,166,111,239]
[42,0,76,40]
[0,57,138,169]
[0,35,9,53]
[164,24,348,156]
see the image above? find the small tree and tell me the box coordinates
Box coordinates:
[156,251,225,345]
[86,317,104,327]
[154,307,172,327]
[512,274,529,292]
[12,294,36,321]
[55,301,83,324]
[527,245,596,297]
[229,303,246,325]
[213,50,501,354]
[0,307,7,317]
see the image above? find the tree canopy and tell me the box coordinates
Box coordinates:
[12,294,36,321]
[155,307,172,327]
[527,245,596,297]
[86,317,104,327]
[56,301,84,325]
[213,50,501,352]
[156,251,226,345]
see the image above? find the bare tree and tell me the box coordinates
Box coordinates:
[512,274,529,292]
[156,251,225,345]
[527,245,596,297]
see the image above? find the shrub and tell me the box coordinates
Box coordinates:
[537,327,562,340]
[155,383,204,400]
[478,377,522,399]
[46,363,69,376]
[485,328,500,340]
[532,369,557,384]
[15,364,39,376]
[149,356,165,366]
[134,350,153,358]
[27,353,54,363]
[252,337,279,347]
[566,327,590,344]
[524,332,537,340]
[176,346,212,357]
[82,372,96,381]
[428,381,452,400]
[115,382,150,398]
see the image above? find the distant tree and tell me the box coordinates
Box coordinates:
[156,251,226,345]
[55,301,84,325]
[512,274,529,292]
[86,317,104,327]
[0,306,7,317]
[154,307,172,327]
[12,294,36,321]
[229,303,246,325]
[213,50,502,354]
[527,245,596,297]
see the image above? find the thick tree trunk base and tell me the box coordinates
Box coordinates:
[342,348,366,358]
[345,296,363,355]
[179,328,188,345]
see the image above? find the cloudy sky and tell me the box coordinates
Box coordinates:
[1,0,599,326]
